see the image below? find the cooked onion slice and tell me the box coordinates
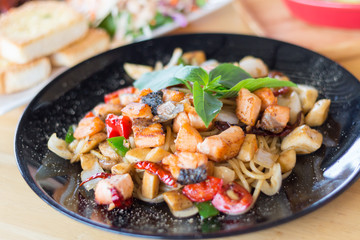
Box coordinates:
[47,133,73,160]
[135,188,164,204]
[80,160,104,191]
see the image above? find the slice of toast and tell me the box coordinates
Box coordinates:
[0,57,51,94]
[51,28,111,67]
[0,1,89,64]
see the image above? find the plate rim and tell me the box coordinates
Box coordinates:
[14,33,360,238]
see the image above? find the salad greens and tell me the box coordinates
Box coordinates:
[98,14,116,37]
[134,63,297,127]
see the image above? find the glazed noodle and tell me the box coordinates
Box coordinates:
[47,48,331,218]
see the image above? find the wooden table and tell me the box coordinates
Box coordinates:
[1,1,360,239]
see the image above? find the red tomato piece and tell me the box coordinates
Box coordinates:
[105,114,132,139]
[104,87,136,103]
[211,182,253,215]
[182,177,223,202]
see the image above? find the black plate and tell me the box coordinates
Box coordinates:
[15,34,360,238]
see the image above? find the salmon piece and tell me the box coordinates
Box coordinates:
[162,154,181,178]
[175,123,203,152]
[259,105,290,133]
[121,102,153,119]
[74,116,105,139]
[162,152,208,178]
[105,86,137,105]
[236,88,261,126]
[93,103,123,120]
[186,105,213,131]
[253,87,277,112]
[119,93,139,106]
[132,122,165,148]
[173,111,190,133]
[162,89,185,102]
[197,126,245,162]
[139,88,153,97]
[94,174,134,205]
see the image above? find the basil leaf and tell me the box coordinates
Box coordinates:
[134,65,184,91]
[193,82,223,128]
[175,66,209,85]
[207,75,222,89]
[209,63,251,88]
[222,77,297,98]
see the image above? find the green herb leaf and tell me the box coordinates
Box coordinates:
[134,65,184,91]
[98,14,116,37]
[209,63,251,88]
[193,82,223,128]
[222,77,298,98]
[175,66,209,85]
[65,125,75,144]
[195,201,219,219]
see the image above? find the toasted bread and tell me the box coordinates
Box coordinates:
[0,57,51,94]
[0,1,89,64]
[51,28,110,67]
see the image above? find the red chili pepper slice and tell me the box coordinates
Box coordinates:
[104,86,136,103]
[110,187,133,209]
[211,182,253,215]
[79,172,112,187]
[105,114,132,139]
[134,161,177,187]
[182,177,223,202]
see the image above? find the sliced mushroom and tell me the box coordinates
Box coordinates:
[281,125,323,154]
[293,84,318,113]
[142,171,160,199]
[98,141,122,162]
[213,166,235,185]
[278,149,296,173]
[237,134,258,162]
[239,56,269,78]
[111,162,132,175]
[124,147,152,163]
[305,99,331,127]
[81,132,107,154]
[277,91,302,124]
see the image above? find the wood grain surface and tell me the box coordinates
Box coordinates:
[1,1,360,239]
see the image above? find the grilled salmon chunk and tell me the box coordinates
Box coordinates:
[197,126,245,162]
[132,121,165,148]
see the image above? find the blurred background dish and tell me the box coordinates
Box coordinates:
[0,0,232,115]
[283,0,360,28]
